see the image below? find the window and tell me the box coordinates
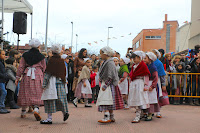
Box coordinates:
[135,40,140,49]
[145,36,161,39]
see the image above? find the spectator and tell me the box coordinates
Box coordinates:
[158,49,165,64]
[67,54,74,101]
[0,49,10,114]
[65,49,70,55]
[5,57,19,109]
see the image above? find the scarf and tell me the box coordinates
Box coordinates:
[129,61,150,81]
[154,59,166,76]
[6,64,17,73]
[78,65,90,83]
[118,64,129,78]
[99,58,119,86]
[45,54,66,83]
[22,48,45,66]
[147,62,157,79]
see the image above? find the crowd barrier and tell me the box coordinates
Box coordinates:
[167,73,200,98]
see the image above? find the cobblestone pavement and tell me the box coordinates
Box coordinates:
[0,104,200,133]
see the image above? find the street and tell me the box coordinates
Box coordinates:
[0,104,200,133]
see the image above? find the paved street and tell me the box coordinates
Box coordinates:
[0,104,200,133]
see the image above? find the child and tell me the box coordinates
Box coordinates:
[113,57,120,73]
[40,45,69,124]
[143,52,159,121]
[172,62,186,105]
[73,58,93,108]
[90,66,97,103]
[96,46,124,123]
[128,51,150,123]
[5,57,20,109]
[118,57,130,109]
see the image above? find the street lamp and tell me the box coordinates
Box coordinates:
[45,0,49,52]
[107,27,113,46]
[71,22,73,52]
[76,34,78,52]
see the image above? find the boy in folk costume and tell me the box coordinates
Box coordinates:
[118,57,130,109]
[96,46,124,123]
[73,58,93,108]
[128,51,150,123]
[40,45,69,124]
[143,52,159,121]
[152,49,167,118]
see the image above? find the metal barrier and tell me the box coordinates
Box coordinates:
[167,73,200,98]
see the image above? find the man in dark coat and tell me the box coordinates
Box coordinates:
[0,50,10,114]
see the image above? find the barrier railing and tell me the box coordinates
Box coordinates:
[167,73,200,98]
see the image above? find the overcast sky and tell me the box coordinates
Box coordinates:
[3,0,191,56]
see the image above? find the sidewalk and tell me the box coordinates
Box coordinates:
[0,104,200,133]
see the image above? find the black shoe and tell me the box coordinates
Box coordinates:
[40,120,52,124]
[0,109,8,114]
[3,108,10,113]
[85,104,92,108]
[72,101,77,107]
[10,101,20,109]
[63,113,69,121]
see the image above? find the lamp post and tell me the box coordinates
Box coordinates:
[1,0,4,49]
[45,0,49,52]
[107,27,113,46]
[76,34,78,52]
[71,22,73,53]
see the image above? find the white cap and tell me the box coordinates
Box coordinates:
[146,52,157,61]
[113,57,119,60]
[121,57,130,64]
[29,38,41,48]
[61,54,68,59]
[153,49,161,59]
[133,51,145,59]
[84,58,91,63]
[51,44,62,54]
[101,46,115,57]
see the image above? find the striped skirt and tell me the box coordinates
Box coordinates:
[44,84,68,113]
[98,85,124,112]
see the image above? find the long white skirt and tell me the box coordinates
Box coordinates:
[128,79,149,109]
[81,79,92,94]
[148,81,158,104]
[118,78,128,95]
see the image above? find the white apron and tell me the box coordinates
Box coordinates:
[148,80,158,104]
[41,76,58,101]
[157,77,163,97]
[81,79,92,94]
[128,79,149,108]
[118,77,128,95]
[96,81,113,106]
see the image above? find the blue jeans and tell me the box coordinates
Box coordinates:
[0,83,7,108]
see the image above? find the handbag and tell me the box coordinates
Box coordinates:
[158,91,169,106]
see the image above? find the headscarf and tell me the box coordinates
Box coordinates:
[29,38,41,48]
[51,44,62,54]
[133,51,146,59]
[153,49,161,59]
[84,58,90,63]
[146,52,157,62]
[121,57,130,64]
[101,46,115,57]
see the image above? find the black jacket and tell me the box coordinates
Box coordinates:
[0,59,8,83]
[68,59,74,82]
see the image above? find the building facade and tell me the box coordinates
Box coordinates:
[176,23,190,52]
[132,14,179,53]
[189,0,200,49]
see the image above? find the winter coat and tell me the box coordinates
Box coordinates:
[5,64,17,92]
[0,59,8,83]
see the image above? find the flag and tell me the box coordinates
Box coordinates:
[94,41,98,44]
[108,38,111,39]
[121,36,124,37]
[88,43,91,46]
[184,21,189,24]
[100,40,104,42]
[113,37,117,39]
[129,33,131,35]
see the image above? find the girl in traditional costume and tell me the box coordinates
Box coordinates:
[15,38,46,121]
[96,46,124,123]
[40,45,69,124]
[128,51,150,123]
[118,57,130,109]
[72,58,93,108]
[144,52,159,121]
